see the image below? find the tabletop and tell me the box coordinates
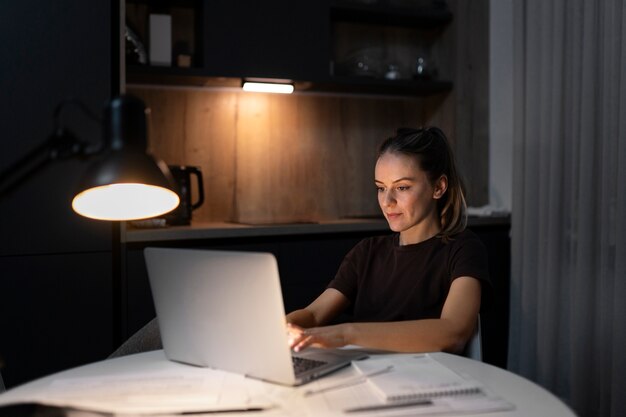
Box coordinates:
[0,350,575,417]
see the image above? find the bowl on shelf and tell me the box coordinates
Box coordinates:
[334,47,385,78]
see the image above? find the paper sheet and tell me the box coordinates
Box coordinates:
[40,368,274,415]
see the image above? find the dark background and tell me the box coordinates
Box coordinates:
[0,1,118,387]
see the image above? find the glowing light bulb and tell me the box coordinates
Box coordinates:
[72,183,180,221]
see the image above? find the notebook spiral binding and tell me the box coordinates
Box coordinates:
[387,385,484,402]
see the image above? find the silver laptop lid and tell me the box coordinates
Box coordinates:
[144,248,297,385]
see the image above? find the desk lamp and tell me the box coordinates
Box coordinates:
[0,94,179,220]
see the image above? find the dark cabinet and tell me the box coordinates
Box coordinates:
[126,0,454,97]
[203,0,329,81]
[124,232,366,336]
[468,223,511,370]
[123,218,510,369]
[126,0,329,82]
[325,0,453,95]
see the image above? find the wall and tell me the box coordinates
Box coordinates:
[489,0,514,211]
[450,0,490,206]
[0,1,118,387]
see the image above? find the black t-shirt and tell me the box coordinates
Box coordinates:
[327,229,492,322]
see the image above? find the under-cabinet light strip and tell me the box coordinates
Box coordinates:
[242,81,294,94]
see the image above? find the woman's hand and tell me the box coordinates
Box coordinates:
[287,322,351,352]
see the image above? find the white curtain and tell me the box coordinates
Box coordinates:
[509,1,626,416]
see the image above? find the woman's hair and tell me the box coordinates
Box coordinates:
[377,127,467,240]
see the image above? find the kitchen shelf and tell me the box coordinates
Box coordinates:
[126,65,240,87]
[303,76,453,97]
[127,65,452,97]
[123,215,510,244]
[125,1,454,98]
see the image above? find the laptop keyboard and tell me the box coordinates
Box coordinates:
[292,356,327,375]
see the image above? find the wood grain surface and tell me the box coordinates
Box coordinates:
[129,87,460,224]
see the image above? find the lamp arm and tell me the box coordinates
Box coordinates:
[0,130,85,198]
[0,99,104,198]
[0,135,60,197]
[52,98,104,156]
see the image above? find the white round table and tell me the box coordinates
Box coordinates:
[0,350,576,417]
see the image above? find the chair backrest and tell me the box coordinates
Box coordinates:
[109,317,162,358]
[0,371,5,393]
[463,316,483,361]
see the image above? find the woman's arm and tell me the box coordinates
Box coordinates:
[289,276,482,354]
[286,288,351,328]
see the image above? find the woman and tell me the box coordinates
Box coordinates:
[287,127,491,354]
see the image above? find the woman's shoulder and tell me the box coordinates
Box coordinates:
[451,228,483,243]
[340,234,395,266]
[445,228,488,255]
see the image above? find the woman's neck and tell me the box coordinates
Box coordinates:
[399,218,441,246]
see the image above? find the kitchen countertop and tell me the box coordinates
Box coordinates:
[123,215,510,244]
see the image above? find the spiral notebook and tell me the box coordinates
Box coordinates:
[352,354,484,402]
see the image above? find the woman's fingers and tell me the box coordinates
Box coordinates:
[293,334,315,352]
[286,324,300,347]
[287,323,348,352]
[287,323,310,350]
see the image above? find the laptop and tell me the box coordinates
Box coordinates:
[144,247,368,386]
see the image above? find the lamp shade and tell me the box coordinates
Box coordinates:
[72,95,179,221]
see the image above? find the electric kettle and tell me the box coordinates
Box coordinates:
[164,165,204,225]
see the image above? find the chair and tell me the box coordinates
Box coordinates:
[109,317,162,358]
[462,316,483,361]
[0,371,5,393]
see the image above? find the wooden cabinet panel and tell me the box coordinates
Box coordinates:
[130,87,438,225]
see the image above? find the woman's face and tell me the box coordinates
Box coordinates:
[375,152,443,243]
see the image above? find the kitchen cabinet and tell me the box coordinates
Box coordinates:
[329,1,452,27]
[126,0,328,83]
[126,0,454,97]
[326,0,453,95]
[125,0,204,68]
[202,0,329,81]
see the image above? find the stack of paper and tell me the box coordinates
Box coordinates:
[353,354,483,401]
[344,354,515,414]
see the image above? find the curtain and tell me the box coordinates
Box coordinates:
[509,1,626,416]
